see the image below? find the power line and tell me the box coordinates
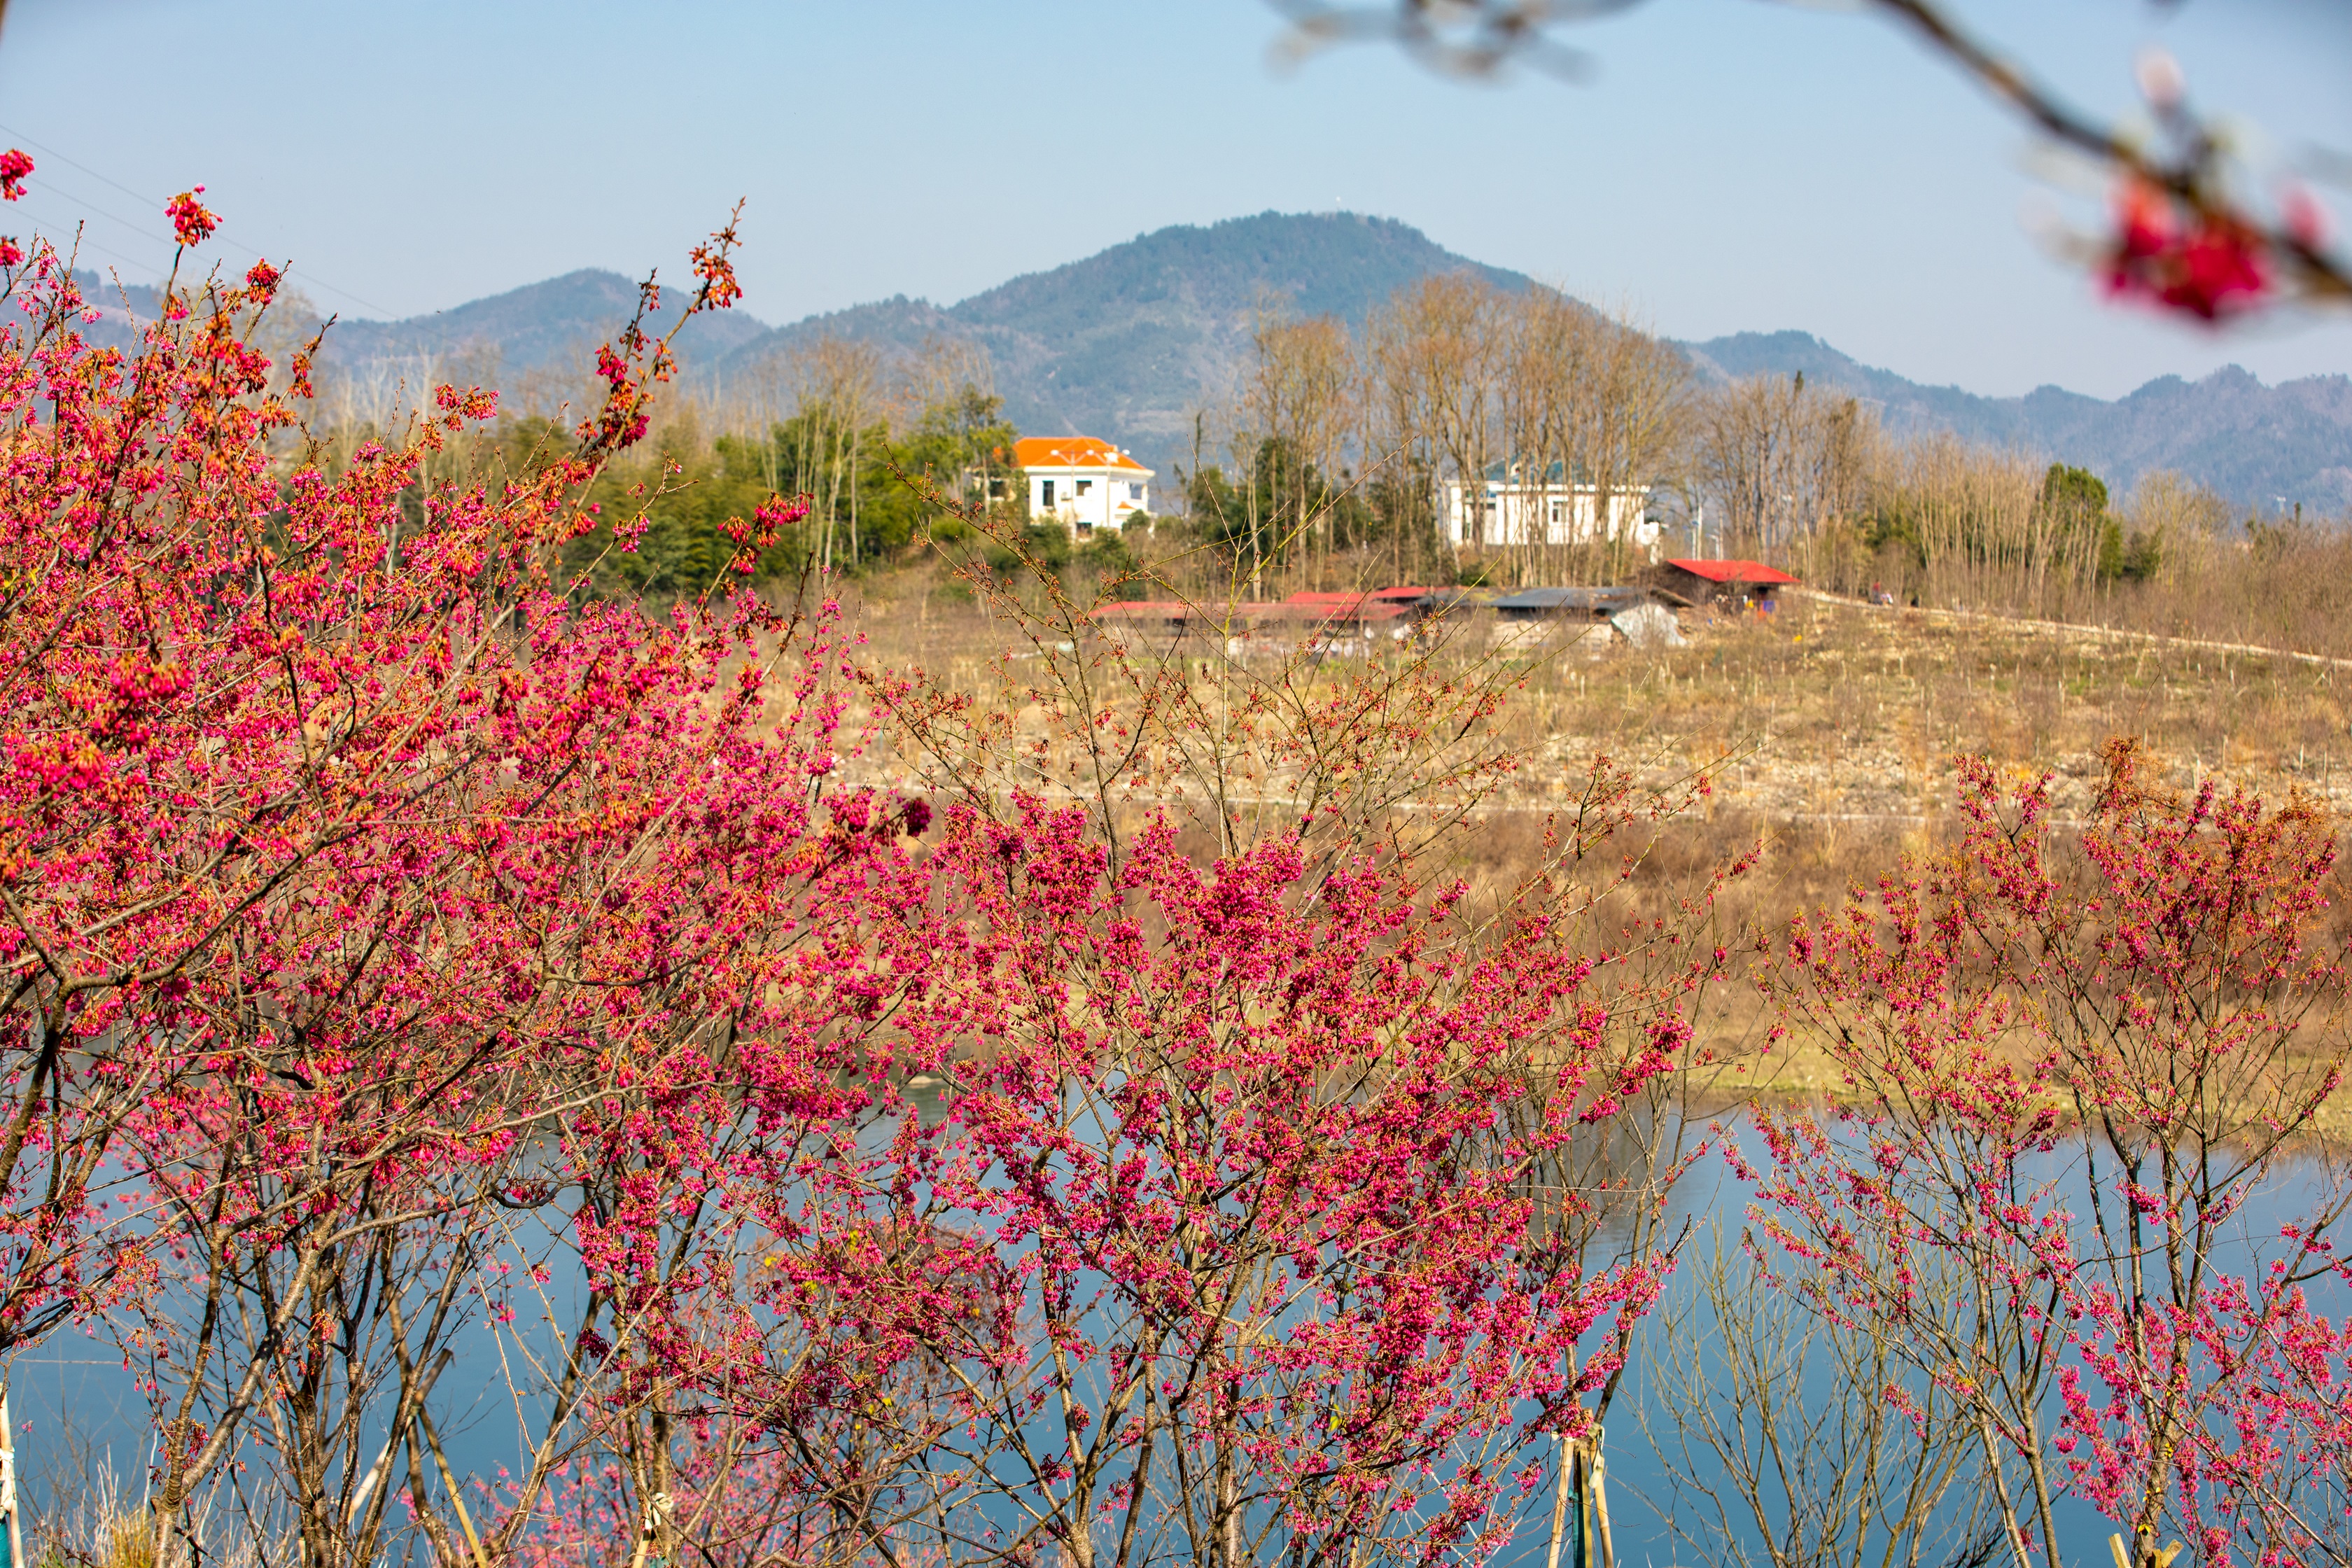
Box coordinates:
[0,120,400,318]
[0,202,170,289]
[0,124,155,214]
[16,183,176,267]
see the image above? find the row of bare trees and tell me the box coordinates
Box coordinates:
[1791,425,2243,616]
[1216,276,1691,588]
[1217,276,2262,613]
[1691,371,1872,561]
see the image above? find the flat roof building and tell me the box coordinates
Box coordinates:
[1438,468,1657,554]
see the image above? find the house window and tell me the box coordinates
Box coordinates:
[1075,479,1093,496]
[1041,479,1056,507]
[987,477,1005,499]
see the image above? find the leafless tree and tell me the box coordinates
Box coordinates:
[1644,1232,2004,1568]
[1696,374,1874,561]
[1497,292,1691,583]
[1365,274,1502,561]
[785,336,883,570]
[1243,308,1358,573]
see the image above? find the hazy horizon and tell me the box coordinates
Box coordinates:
[4,0,2347,401]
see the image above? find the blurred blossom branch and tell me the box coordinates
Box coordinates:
[1268,0,1648,81]
[1267,0,2352,320]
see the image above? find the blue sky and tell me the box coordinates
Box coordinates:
[1,0,2346,400]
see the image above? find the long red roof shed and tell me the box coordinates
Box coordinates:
[1665,559,1799,585]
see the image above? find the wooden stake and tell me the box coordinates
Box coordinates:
[1,1384,21,1568]
[1544,1434,1570,1568]
[416,1408,490,1568]
[1591,1429,1615,1568]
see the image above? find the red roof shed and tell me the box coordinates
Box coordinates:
[1656,558,1799,606]
[1662,559,1799,585]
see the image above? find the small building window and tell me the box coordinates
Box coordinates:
[987,477,1005,498]
[1075,479,1093,496]
[1041,479,1056,507]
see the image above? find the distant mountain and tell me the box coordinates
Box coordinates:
[316,268,773,387]
[71,266,774,392]
[706,212,1533,472]
[65,215,2352,509]
[1684,330,2352,512]
[71,272,162,357]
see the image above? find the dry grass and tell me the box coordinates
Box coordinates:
[22,1448,274,1568]
[825,571,2352,1122]
[846,573,2352,836]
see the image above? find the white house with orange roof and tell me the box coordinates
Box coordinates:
[1014,436,1153,537]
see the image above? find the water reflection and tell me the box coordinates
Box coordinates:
[10,1105,2348,1568]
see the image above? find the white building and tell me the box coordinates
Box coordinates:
[1438,466,1658,553]
[1016,436,1153,537]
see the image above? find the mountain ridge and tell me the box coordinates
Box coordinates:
[1680,328,2352,508]
[71,214,2352,509]
[704,211,1534,463]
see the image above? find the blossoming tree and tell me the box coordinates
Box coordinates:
[1746,742,2352,1568]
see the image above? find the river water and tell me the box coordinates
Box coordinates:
[9,1107,2346,1568]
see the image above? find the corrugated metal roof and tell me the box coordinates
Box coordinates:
[1492,586,1656,613]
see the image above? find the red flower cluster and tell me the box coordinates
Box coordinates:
[717,491,814,573]
[685,204,746,314]
[690,236,742,312]
[575,334,659,451]
[0,230,886,1547]
[431,380,498,429]
[2104,179,2268,321]
[165,186,217,247]
[0,150,29,202]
